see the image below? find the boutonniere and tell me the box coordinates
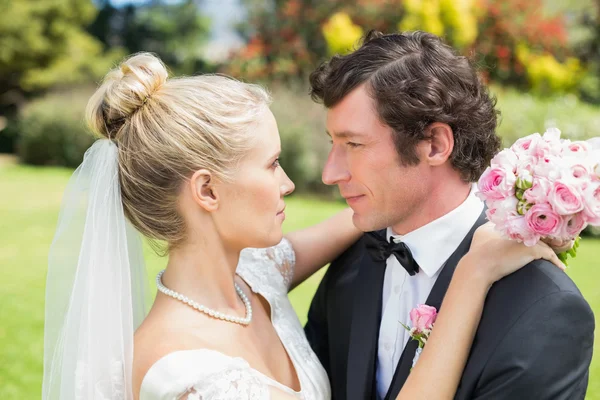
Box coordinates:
[401,304,438,368]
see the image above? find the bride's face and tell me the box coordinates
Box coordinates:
[214,108,295,250]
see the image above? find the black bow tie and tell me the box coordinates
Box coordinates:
[364,231,420,276]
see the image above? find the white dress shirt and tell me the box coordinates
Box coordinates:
[376,186,484,399]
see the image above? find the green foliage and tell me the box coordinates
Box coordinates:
[573,0,600,103]
[230,0,588,99]
[228,0,407,81]
[474,0,572,90]
[0,117,19,153]
[515,45,583,95]
[398,0,478,49]
[269,85,333,194]
[89,0,211,75]
[491,85,600,146]
[123,1,211,75]
[322,12,365,55]
[17,89,95,167]
[0,0,118,93]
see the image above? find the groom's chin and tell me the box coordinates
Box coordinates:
[351,211,385,233]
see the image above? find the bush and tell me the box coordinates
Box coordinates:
[18,88,95,167]
[269,85,333,195]
[492,85,600,146]
[0,118,20,154]
[16,84,335,195]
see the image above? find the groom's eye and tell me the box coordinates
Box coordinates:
[346,142,362,148]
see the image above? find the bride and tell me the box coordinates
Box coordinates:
[42,53,564,400]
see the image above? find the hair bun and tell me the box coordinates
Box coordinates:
[86,52,168,139]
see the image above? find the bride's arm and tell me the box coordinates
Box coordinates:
[397,224,565,400]
[396,259,487,399]
[285,207,360,289]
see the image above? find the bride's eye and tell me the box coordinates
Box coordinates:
[272,158,281,168]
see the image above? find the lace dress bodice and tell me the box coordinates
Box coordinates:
[139,239,331,400]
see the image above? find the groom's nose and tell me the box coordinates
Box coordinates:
[322,147,350,185]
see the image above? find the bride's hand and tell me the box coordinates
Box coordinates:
[542,237,575,253]
[461,222,566,287]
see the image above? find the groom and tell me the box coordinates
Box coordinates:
[304,30,595,399]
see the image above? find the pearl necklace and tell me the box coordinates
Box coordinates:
[156,270,252,326]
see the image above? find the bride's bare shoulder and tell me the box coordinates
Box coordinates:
[132,307,209,399]
[132,315,174,399]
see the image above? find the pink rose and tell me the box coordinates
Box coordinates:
[510,133,544,158]
[477,166,516,201]
[512,133,550,160]
[582,182,600,224]
[542,128,564,157]
[485,207,498,223]
[543,127,562,141]
[488,196,519,224]
[511,134,540,153]
[502,214,539,246]
[587,137,600,150]
[526,203,563,237]
[410,304,437,333]
[485,198,518,229]
[564,141,591,158]
[569,163,591,180]
[563,212,588,238]
[590,150,600,181]
[548,181,585,215]
[491,148,518,172]
[534,155,561,180]
[524,177,552,205]
[552,156,595,187]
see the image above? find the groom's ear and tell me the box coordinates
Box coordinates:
[422,122,454,167]
[190,169,219,212]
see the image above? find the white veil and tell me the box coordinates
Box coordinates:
[42,139,149,400]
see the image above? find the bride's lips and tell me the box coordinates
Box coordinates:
[276,206,286,220]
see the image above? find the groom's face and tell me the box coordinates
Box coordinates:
[323,85,429,232]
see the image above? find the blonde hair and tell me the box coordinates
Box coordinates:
[86,52,271,249]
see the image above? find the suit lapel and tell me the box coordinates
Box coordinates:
[346,231,387,399]
[384,210,488,400]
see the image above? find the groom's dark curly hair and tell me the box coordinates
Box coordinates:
[310,30,501,182]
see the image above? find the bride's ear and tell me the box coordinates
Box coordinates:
[190,169,219,212]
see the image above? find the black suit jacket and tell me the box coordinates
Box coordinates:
[305,212,595,399]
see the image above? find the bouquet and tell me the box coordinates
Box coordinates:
[477,128,600,264]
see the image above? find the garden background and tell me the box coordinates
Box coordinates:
[1,0,599,398]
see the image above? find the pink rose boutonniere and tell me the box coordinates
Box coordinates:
[401,304,438,368]
[477,128,600,265]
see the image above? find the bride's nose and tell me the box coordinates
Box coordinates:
[280,169,295,196]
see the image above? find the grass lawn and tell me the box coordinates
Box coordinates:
[1,164,598,398]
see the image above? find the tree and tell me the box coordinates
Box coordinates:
[0,0,119,153]
[226,0,402,81]
[573,0,600,103]
[226,0,479,81]
[0,0,116,112]
[88,0,211,75]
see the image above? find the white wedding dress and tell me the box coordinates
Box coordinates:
[139,239,332,400]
